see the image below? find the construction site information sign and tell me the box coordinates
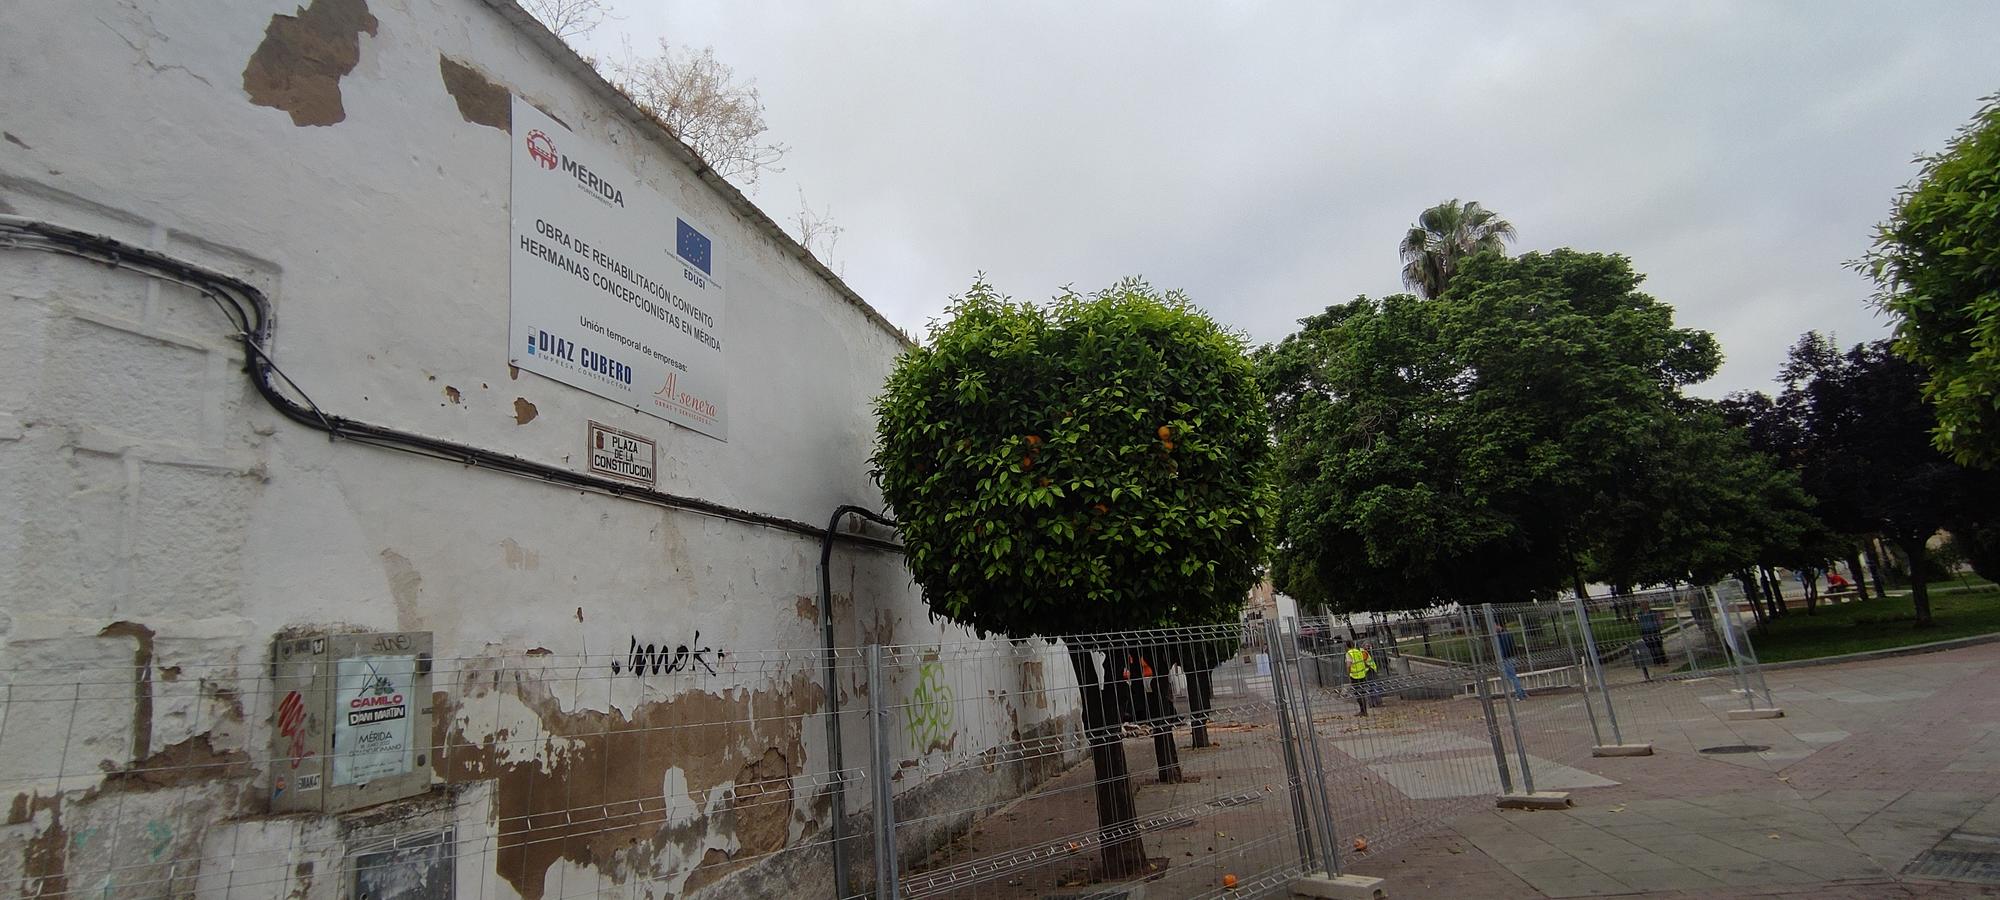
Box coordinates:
[509,95,729,440]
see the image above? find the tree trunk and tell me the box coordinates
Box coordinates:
[1802,569,1819,616]
[1899,539,1936,627]
[1760,566,1785,616]
[1864,540,1890,598]
[1846,548,1871,601]
[1149,673,1183,783]
[1188,668,1214,748]
[1067,648,1147,877]
[1738,570,1767,625]
[1572,568,1591,601]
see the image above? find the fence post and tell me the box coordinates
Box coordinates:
[1716,586,1776,708]
[865,645,900,900]
[1282,618,1343,878]
[1683,602,1704,676]
[1483,604,1570,808]
[1574,598,1651,757]
[1481,604,1537,795]
[1264,618,1319,870]
[1556,602,1603,748]
[1461,608,1514,796]
[1712,587,1785,720]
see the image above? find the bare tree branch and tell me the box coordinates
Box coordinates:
[606,42,789,188]
[794,188,845,271]
[517,0,609,41]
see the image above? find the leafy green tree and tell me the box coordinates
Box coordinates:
[1861,95,2000,467]
[1953,522,2000,583]
[1762,334,1998,626]
[1265,251,1720,612]
[1720,386,1878,614]
[1399,199,1518,299]
[1586,405,1824,602]
[873,279,1271,876]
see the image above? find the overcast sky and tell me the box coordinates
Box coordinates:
[576,2,2000,398]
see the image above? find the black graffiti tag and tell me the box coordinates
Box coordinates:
[610,632,718,677]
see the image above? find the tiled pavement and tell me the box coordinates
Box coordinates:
[1344,641,2000,898]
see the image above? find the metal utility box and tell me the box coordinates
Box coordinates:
[271,632,434,814]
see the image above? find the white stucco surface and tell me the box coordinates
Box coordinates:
[0,2,1077,896]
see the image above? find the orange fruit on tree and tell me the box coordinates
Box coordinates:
[1021,455,1033,469]
[1157,425,1172,440]
[1025,434,1042,446]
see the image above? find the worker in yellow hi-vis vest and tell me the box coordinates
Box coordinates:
[1345,638,1379,717]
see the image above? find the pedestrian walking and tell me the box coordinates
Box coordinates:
[1637,606,1668,666]
[1344,638,1379,716]
[1496,621,1528,701]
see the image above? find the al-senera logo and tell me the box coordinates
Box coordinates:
[527,129,558,170]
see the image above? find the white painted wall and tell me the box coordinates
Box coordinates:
[0,2,1075,896]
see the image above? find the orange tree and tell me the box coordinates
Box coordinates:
[872,278,1271,877]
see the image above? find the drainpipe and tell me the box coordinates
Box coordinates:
[821,504,897,898]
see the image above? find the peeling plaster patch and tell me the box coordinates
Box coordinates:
[205,682,248,722]
[241,0,379,127]
[3,132,29,149]
[509,364,520,380]
[513,398,538,424]
[794,595,818,624]
[1022,660,1047,709]
[500,538,539,571]
[443,385,462,404]
[729,748,793,854]
[99,621,156,763]
[102,734,251,791]
[859,608,896,646]
[159,666,183,682]
[438,55,510,131]
[435,666,823,900]
[659,768,698,828]
[17,793,66,898]
[381,548,423,631]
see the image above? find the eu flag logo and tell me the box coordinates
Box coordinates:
[677,219,712,275]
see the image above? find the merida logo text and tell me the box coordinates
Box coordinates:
[561,155,625,207]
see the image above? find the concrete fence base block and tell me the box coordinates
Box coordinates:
[1291,872,1388,899]
[1592,743,1655,757]
[1728,708,1785,720]
[1497,791,1574,810]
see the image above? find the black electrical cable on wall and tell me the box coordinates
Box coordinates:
[0,216,901,553]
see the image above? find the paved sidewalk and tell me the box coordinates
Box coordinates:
[1347,641,2000,898]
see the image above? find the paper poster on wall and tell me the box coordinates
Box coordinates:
[509,95,729,440]
[333,655,417,786]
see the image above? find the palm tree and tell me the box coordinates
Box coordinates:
[1399,200,1517,299]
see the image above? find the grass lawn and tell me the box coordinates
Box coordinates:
[1389,609,1673,665]
[1749,584,2000,663]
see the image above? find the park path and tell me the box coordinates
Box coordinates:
[1345,641,2000,898]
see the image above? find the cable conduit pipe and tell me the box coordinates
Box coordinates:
[819,504,898,897]
[0,216,902,553]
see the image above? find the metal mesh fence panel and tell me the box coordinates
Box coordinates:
[0,647,871,900]
[880,623,1320,900]
[0,591,1776,899]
